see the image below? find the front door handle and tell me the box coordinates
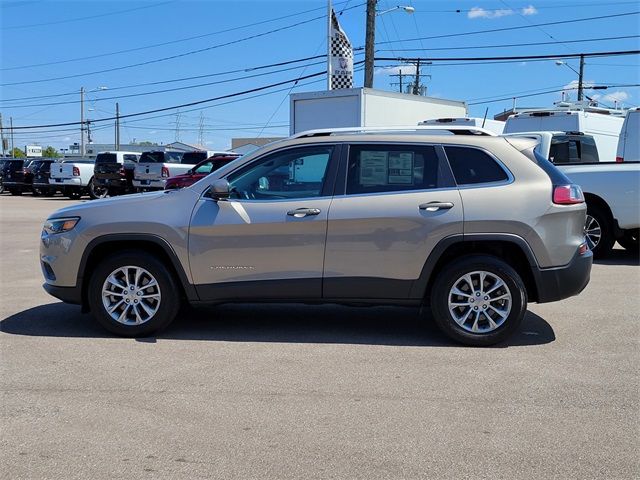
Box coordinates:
[287,208,321,218]
[419,201,454,212]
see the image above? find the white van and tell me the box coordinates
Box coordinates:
[420,117,505,135]
[616,108,639,162]
[504,106,624,161]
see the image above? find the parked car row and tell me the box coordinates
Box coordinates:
[1,149,239,199]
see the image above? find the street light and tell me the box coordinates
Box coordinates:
[365,1,416,88]
[555,56,585,101]
[377,5,414,16]
[80,86,108,155]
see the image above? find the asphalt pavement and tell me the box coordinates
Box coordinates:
[1,194,638,479]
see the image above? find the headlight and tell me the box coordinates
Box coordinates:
[43,217,80,235]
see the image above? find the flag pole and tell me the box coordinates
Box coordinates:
[327,0,332,90]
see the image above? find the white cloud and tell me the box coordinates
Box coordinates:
[468,5,537,19]
[561,79,595,100]
[592,90,630,104]
[468,7,514,19]
[63,137,71,141]
[148,130,157,134]
[375,64,417,76]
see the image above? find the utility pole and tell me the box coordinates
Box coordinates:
[577,54,585,101]
[80,87,85,156]
[389,69,405,93]
[327,0,332,90]
[364,0,377,88]
[0,113,5,157]
[10,116,14,155]
[115,102,120,150]
[413,59,421,95]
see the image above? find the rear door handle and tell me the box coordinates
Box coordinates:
[287,208,321,218]
[419,201,454,212]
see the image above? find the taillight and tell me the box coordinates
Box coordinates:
[579,242,588,255]
[553,184,585,205]
[119,167,126,176]
[616,156,623,163]
[72,166,80,176]
[161,166,170,178]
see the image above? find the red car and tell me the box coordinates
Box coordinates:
[164,154,239,190]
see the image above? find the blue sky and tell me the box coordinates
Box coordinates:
[1,0,638,151]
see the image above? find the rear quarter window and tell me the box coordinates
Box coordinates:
[444,146,509,185]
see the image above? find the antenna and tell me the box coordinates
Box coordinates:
[198,112,205,146]
[174,110,181,142]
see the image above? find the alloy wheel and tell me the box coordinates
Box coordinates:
[101,266,162,325]
[447,270,512,334]
[584,214,601,250]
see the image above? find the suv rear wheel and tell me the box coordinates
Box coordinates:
[430,255,527,347]
[87,251,181,336]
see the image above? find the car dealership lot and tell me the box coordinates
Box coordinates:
[1,195,638,479]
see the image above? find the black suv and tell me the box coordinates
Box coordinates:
[2,158,32,195]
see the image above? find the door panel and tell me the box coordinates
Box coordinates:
[188,144,338,301]
[323,143,463,299]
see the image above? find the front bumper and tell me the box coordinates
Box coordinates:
[534,248,593,303]
[43,282,82,305]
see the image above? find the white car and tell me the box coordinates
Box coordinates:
[48,158,96,199]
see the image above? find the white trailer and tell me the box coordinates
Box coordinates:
[504,105,624,161]
[289,88,467,135]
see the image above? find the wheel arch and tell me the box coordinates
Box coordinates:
[78,234,198,311]
[413,234,540,303]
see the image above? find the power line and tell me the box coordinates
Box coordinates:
[375,35,640,52]
[1,2,363,74]
[376,11,640,45]
[8,69,333,129]
[468,84,640,105]
[3,1,175,30]
[0,18,328,87]
[375,49,640,62]
[0,54,334,103]
[2,59,330,108]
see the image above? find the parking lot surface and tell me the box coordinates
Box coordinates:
[1,194,639,479]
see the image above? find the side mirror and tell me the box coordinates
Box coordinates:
[207,178,230,200]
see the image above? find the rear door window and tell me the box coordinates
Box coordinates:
[96,153,117,164]
[444,146,509,185]
[165,151,183,163]
[346,144,452,195]
[181,152,207,165]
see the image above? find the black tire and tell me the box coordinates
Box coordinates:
[585,203,614,259]
[87,251,181,337]
[32,187,42,197]
[9,188,22,196]
[430,255,527,347]
[88,177,108,200]
[617,229,639,252]
[67,189,82,200]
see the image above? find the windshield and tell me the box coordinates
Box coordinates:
[139,152,166,163]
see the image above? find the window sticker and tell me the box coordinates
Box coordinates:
[388,152,414,184]
[359,151,388,185]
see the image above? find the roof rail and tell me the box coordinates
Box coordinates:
[290,125,497,139]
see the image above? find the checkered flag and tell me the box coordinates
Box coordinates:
[330,9,353,89]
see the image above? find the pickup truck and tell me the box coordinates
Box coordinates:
[506,133,639,257]
[132,151,184,191]
[49,158,96,199]
[503,131,600,163]
[558,162,639,257]
[92,151,141,199]
[133,150,234,191]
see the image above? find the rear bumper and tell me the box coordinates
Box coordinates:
[43,282,82,305]
[50,178,82,187]
[133,179,166,189]
[534,249,592,303]
[96,177,128,189]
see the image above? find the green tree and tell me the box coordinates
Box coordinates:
[10,147,25,158]
[136,141,156,146]
[42,146,60,158]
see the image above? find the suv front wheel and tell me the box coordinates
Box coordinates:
[87,251,181,336]
[431,255,527,347]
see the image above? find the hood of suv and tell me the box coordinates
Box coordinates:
[48,189,195,219]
